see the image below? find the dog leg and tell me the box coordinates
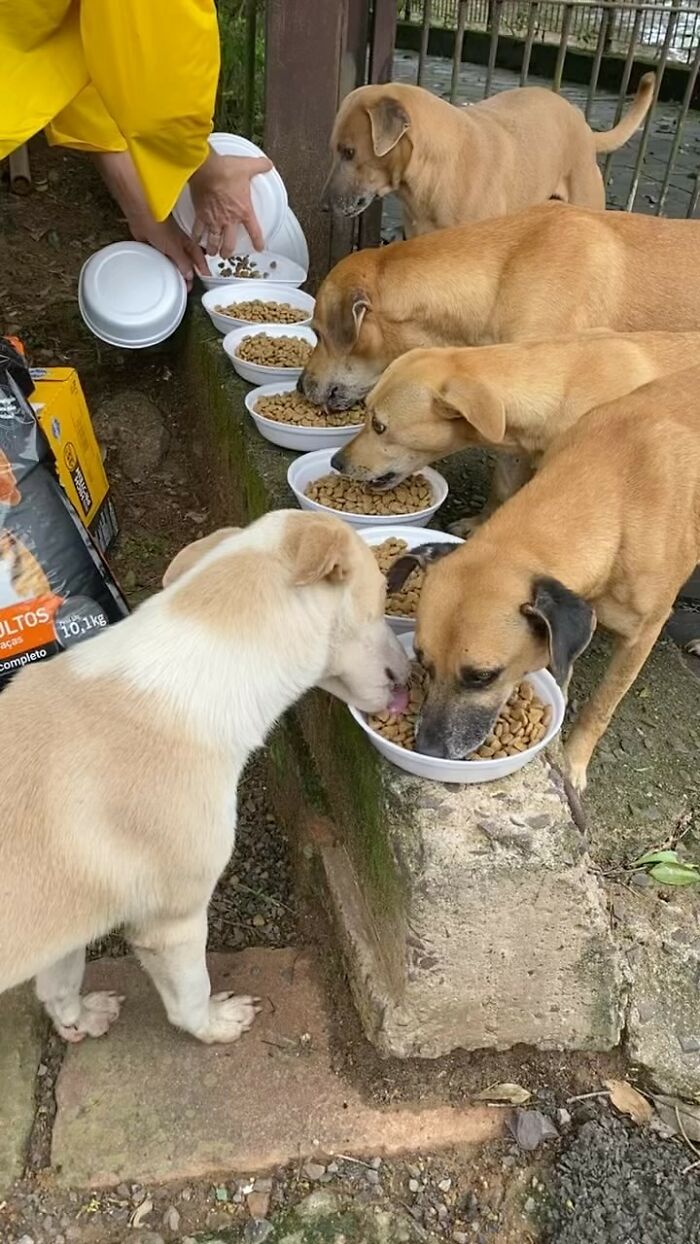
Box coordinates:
[450,455,533,538]
[131,910,260,1044]
[564,623,662,793]
[36,948,123,1043]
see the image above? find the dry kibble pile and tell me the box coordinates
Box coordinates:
[369,664,552,759]
[216,254,275,279]
[255,391,364,427]
[215,299,306,324]
[236,333,313,368]
[304,473,432,516]
[372,537,424,616]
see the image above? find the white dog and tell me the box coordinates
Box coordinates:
[0,511,408,1044]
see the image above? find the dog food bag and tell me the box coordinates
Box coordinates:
[0,339,128,689]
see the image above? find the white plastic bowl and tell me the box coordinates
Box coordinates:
[287,449,448,530]
[268,207,310,270]
[202,283,315,334]
[349,633,566,784]
[223,324,317,385]
[78,242,187,348]
[173,132,287,252]
[244,381,363,452]
[199,250,307,291]
[359,525,463,634]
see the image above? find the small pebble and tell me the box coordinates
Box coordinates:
[302,1161,326,1181]
[116,1183,130,1198]
[162,1206,180,1232]
[438,1177,452,1193]
[409,1178,420,1193]
[365,1169,380,1186]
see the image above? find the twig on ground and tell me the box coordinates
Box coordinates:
[566,1091,611,1103]
[675,1105,700,1174]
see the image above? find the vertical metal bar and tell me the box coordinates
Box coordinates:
[552,3,574,93]
[603,4,644,184]
[626,1,681,212]
[585,7,610,121]
[520,0,539,86]
[450,0,468,102]
[658,37,700,214]
[484,0,502,98]
[688,174,700,220]
[243,0,257,138]
[418,0,433,85]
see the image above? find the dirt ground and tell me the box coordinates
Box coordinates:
[2,138,700,1244]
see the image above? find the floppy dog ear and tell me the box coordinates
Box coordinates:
[162,528,239,588]
[438,378,507,444]
[366,98,410,157]
[521,577,596,688]
[327,289,371,350]
[287,517,354,587]
[386,541,460,593]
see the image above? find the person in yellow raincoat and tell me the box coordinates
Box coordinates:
[0,0,271,285]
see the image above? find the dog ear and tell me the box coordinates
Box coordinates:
[327,289,371,350]
[366,98,410,157]
[286,517,354,587]
[438,378,506,444]
[386,541,460,593]
[162,528,239,588]
[521,577,596,688]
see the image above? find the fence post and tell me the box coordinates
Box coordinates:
[263,0,369,289]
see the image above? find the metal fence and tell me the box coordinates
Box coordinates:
[402,0,700,63]
[404,0,700,216]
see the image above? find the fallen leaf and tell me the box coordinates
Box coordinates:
[476,1082,531,1105]
[654,1095,700,1142]
[130,1196,153,1227]
[604,1079,653,1125]
[506,1107,559,1151]
[632,849,679,867]
[649,861,700,887]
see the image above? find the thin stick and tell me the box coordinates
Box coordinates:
[675,1106,700,1174]
[334,1154,374,1169]
[566,1091,610,1103]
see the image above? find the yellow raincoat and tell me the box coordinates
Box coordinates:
[0,0,220,220]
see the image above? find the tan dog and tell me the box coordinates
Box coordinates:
[0,511,407,1043]
[331,330,700,526]
[324,79,654,234]
[388,366,700,792]
[300,204,700,411]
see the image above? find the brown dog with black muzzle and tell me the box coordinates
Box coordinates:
[324,79,654,236]
[331,330,700,528]
[388,365,700,793]
[300,204,700,412]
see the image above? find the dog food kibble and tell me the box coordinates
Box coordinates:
[216,253,264,279]
[215,299,307,324]
[236,333,313,368]
[369,665,551,759]
[255,391,364,427]
[372,537,424,616]
[305,474,432,516]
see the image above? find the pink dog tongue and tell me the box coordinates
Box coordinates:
[388,685,409,715]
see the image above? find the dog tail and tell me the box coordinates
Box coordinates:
[593,73,655,153]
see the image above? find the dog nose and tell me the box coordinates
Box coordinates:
[330,449,346,472]
[415,721,447,758]
[296,373,306,394]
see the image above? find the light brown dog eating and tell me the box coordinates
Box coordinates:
[300,204,700,411]
[389,366,700,793]
[331,330,700,522]
[324,79,654,235]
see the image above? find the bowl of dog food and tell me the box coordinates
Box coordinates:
[202,283,315,334]
[349,633,565,784]
[223,324,317,385]
[200,251,307,291]
[244,382,365,451]
[360,526,463,634]
[287,449,448,530]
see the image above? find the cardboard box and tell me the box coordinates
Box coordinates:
[29,367,119,554]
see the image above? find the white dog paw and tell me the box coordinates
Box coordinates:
[448,516,481,538]
[195,993,261,1044]
[565,758,588,796]
[685,637,700,657]
[55,991,124,1043]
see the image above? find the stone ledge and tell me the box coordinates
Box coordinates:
[0,984,44,1193]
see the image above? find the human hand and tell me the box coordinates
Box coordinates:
[190,151,273,256]
[129,215,206,290]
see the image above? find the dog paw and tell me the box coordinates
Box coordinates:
[448,516,482,538]
[685,637,700,657]
[55,991,124,1043]
[195,993,261,1044]
[565,758,588,796]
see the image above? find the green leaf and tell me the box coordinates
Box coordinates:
[632,849,679,867]
[649,861,700,887]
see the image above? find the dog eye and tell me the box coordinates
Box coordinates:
[340,145,355,161]
[371,415,386,435]
[459,666,501,689]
